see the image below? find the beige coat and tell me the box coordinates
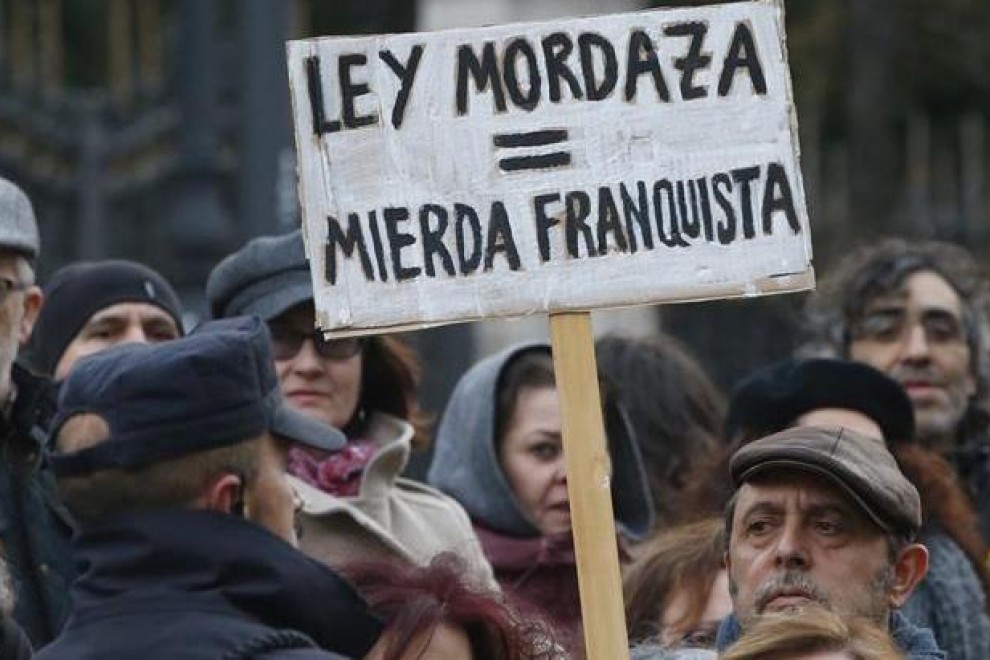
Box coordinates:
[293,412,495,586]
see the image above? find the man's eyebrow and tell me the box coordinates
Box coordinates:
[143,317,178,328]
[861,306,906,316]
[803,503,853,518]
[739,501,784,519]
[82,314,125,329]
[920,307,962,319]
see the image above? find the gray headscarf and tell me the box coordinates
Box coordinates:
[427,342,653,539]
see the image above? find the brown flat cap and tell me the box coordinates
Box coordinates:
[730,426,921,535]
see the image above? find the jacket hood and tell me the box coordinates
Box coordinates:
[428,342,653,539]
[70,508,382,658]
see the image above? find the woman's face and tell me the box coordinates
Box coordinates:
[270,304,363,431]
[498,386,570,536]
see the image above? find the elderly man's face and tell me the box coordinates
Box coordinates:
[726,472,906,630]
[849,270,974,450]
[0,252,40,401]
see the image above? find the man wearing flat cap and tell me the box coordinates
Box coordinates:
[724,358,990,660]
[36,316,382,659]
[716,426,944,659]
[0,176,74,647]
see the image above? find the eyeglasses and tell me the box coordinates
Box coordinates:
[267,322,365,361]
[851,308,967,347]
[0,277,27,305]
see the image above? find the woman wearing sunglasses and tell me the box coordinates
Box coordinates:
[206,230,493,584]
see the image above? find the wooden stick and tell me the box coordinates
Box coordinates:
[548,311,629,659]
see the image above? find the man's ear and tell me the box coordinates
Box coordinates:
[888,543,928,608]
[202,473,244,516]
[18,286,42,347]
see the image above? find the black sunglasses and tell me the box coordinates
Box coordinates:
[267,323,365,361]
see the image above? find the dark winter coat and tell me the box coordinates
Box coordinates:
[952,428,990,542]
[0,365,73,646]
[35,508,382,660]
[0,617,31,660]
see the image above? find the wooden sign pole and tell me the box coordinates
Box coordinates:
[548,311,628,659]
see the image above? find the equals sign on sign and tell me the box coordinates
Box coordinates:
[493,129,571,173]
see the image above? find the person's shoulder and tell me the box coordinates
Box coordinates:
[393,477,475,519]
[891,611,947,659]
[921,528,987,587]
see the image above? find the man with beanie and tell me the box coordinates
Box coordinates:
[0,176,74,647]
[717,426,943,659]
[36,316,383,659]
[22,259,183,380]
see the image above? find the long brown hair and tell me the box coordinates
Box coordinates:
[721,607,904,660]
[623,518,725,644]
[357,335,431,450]
[596,334,724,527]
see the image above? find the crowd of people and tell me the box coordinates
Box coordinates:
[0,170,988,659]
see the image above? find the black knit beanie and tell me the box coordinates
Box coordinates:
[724,358,915,443]
[23,260,184,376]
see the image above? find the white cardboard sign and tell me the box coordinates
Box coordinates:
[287,0,813,335]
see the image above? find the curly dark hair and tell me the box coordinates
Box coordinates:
[801,238,990,438]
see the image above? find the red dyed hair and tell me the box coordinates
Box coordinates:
[343,553,562,660]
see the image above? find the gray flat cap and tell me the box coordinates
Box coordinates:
[731,426,921,535]
[0,177,40,259]
[207,230,312,320]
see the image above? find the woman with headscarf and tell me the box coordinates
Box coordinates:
[428,343,654,650]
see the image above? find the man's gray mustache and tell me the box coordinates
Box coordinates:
[754,570,830,613]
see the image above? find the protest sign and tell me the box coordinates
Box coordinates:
[287,2,809,656]
[287,0,812,336]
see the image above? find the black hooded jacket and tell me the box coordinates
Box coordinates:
[0,364,74,646]
[35,508,382,659]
